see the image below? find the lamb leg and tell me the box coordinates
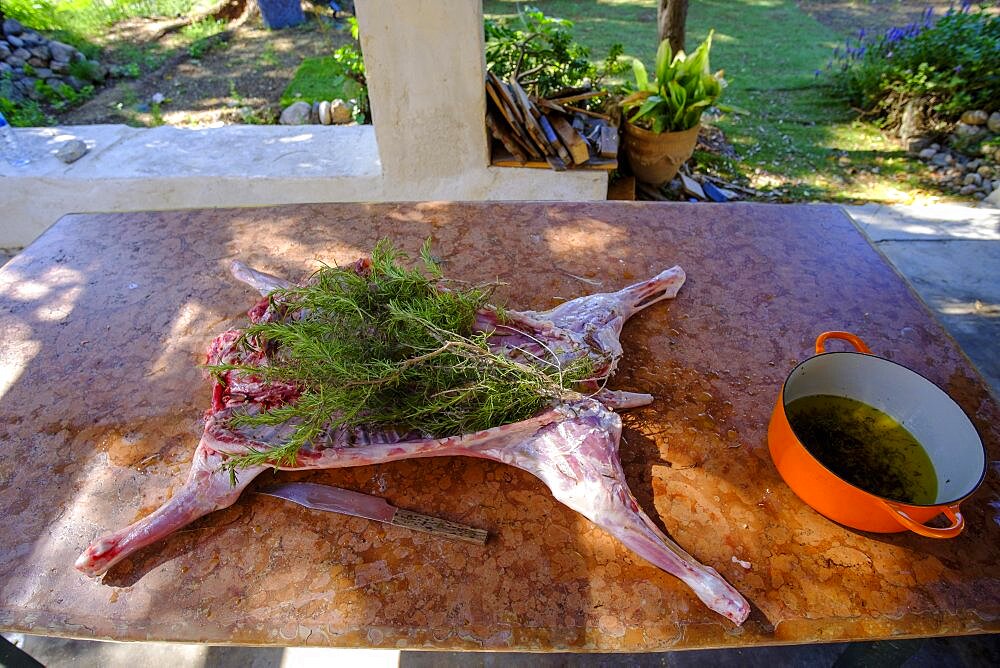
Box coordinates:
[479,400,751,625]
[75,438,267,577]
[233,398,749,625]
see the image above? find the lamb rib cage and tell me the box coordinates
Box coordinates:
[75,256,750,625]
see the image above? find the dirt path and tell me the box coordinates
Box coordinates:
[59,11,350,127]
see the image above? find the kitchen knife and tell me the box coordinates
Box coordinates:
[256,482,488,545]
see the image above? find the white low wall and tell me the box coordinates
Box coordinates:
[0,124,605,247]
[0,0,608,247]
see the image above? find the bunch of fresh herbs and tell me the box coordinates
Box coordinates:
[212,241,595,473]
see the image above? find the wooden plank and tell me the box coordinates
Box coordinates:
[607,175,636,201]
[485,78,518,127]
[492,156,553,169]
[580,156,618,171]
[486,99,537,159]
[486,110,527,163]
[545,155,568,171]
[487,74,544,158]
[487,72,523,124]
[492,145,615,172]
[485,77,541,159]
[508,79,554,157]
[564,105,611,121]
[549,114,590,165]
[538,114,573,165]
[597,125,619,159]
[547,90,605,106]
[534,97,567,114]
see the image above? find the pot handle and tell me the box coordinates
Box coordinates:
[878,500,965,539]
[815,331,872,355]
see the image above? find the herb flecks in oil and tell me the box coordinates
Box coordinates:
[786,394,937,505]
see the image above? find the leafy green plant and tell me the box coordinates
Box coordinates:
[149,101,165,125]
[182,18,227,58]
[53,83,95,110]
[112,43,168,77]
[283,18,369,123]
[0,77,54,126]
[484,6,625,96]
[621,31,726,133]
[68,59,104,83]
[281,57,363,103]
[829,4,999,127]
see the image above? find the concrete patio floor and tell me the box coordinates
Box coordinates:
[3,632,1000,667]
[1,200,997,665]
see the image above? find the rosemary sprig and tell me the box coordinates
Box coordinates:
[211,240,595,475]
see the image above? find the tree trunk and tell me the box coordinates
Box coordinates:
[657,0,689,56]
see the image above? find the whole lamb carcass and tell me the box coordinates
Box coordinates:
[75,255,750,625]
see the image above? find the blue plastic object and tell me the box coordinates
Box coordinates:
[259,0,305,30]
[702,180,730,203]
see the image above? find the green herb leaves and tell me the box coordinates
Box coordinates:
[212,240,593,473]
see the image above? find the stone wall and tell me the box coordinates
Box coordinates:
[0,18,103,103]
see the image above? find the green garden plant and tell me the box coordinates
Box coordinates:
[484,5,627,97]
[182,18,228,58]
[621,31,726,133]
[829,3,999,127]
[283,18,369,123]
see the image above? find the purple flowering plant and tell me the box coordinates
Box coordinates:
[826,2,998,124]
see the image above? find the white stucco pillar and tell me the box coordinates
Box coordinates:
[356,0,490,185]
[354,0,606,200]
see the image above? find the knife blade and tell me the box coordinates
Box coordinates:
[256,482,488,545]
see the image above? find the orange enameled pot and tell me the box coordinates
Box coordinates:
[768,331,986,538]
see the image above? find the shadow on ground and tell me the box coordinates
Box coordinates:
[5,632,1000,667]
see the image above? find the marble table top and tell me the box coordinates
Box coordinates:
[0,202,996,650]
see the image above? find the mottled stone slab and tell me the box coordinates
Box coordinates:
[0,202,997,650]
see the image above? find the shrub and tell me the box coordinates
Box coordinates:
[69,59,104,83]
[182,18,228,58]
[484,6,627,97]
[0,79,54,126]
[829,3,999,130]
[282,18,369,123]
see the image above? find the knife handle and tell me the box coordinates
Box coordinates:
[391,509,488,545]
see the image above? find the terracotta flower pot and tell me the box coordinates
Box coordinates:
[622,122,700,187]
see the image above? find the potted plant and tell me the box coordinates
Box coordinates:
[621,31,726,186]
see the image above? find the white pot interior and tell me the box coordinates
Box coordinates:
[784,352,985,504]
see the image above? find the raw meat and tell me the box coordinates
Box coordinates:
[76,257,750,625]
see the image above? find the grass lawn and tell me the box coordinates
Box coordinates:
[483,0,935,204]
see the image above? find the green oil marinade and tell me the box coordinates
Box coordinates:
[785,394,938,505]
